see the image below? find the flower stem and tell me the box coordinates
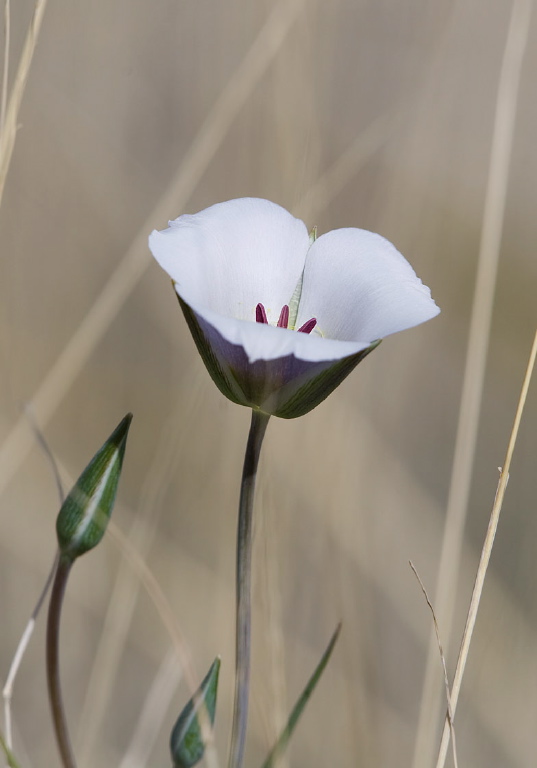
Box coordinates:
[227,409,270,768]
[46,555,77,768]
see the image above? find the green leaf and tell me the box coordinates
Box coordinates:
[170,657,221,768]
[56,414,132,560]
[0,731,22,768]
[261,624,341,768]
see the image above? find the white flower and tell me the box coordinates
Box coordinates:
[149,198,439,418]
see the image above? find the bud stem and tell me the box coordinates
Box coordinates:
[46,555,77,768]
[227,410,270,768]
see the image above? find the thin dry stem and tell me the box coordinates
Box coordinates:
[409,562,458,768]
[118,650,183,768]
[0,0,10,133]
[294,108,400,222]
[412,1,533,764]
[3,413,63,754]
[2,556,56,751]
[435,328,537,768]
[106,520,220,768]
[0,0,48,207]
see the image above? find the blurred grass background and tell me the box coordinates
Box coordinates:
[0,0,536,766]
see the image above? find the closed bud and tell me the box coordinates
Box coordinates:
[170,658,220,768]
[56,414,132,560]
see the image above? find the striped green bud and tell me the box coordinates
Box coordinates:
[56,414,132,560]
[170,658,220,768]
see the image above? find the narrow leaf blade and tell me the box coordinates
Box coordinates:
[261,624,341,768]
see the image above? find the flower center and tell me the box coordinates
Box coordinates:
[255,303,317,334]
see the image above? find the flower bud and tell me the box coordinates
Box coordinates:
[170,658,220,768]
[56,414,132,560]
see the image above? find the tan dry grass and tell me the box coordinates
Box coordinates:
[1,0,536,766]
[412,2,533,764]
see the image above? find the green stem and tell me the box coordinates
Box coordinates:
[46,555,77,768]
[227,409,270,768]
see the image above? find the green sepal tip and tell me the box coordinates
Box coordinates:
[170,657,221,768]
[261,624,341,768]
[56,413,132,560]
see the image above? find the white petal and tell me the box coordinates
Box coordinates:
[149,198,310,325]
[296,228,440,342]
[183,290,371,364]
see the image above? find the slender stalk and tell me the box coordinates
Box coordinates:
[435,329,537,768]
[3,552,58,750]
[46,556,77,768]
[227,410,270,768]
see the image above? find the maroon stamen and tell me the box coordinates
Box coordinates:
[255,303,268,324]
[277,305,289,329]
[255,303,317,335]
[297,318,317,334]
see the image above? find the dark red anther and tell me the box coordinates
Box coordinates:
[297,318,317,334]
[277,305,289,329]
[256,303,268,324]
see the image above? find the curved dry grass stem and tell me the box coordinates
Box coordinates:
[412,1,533,764]
[0,0,308,504]
[3,412,63,754]
[435,329,537,768]
[409,562,458,768]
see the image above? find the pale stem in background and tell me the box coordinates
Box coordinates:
[118,650,183,768]
[412,1,533,764]
[0,0,48,207]
[0,0,308,503]
[228,411,270,768]
[409,562,458,768]
[106,520,220,768]
[2,409,63,756]
[2,555,57,752]
[0,0,10,133]
[435,329,537,768]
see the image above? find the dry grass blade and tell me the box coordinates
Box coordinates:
[2,413,63,754]
[118,650,183,768]
[0,0,10,132]
[0,0,308,504]
[409,562,458,768]
[435,328,537,768]
[294,108,400,222]
[412,1,533,764]
[105,520,220,768]
[0,0,48,207]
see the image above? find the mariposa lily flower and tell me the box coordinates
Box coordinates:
[149,198,439,418]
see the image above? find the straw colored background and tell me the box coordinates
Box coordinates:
[1,0,536,766]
